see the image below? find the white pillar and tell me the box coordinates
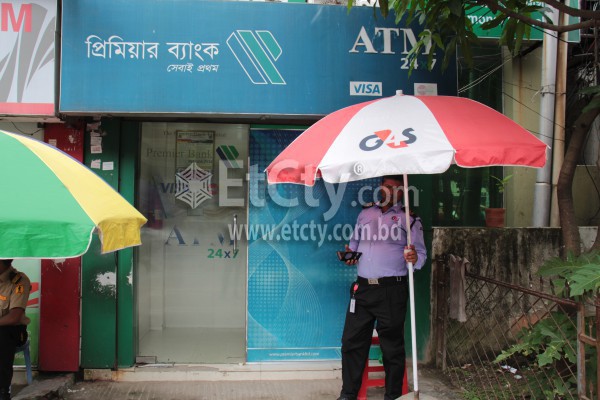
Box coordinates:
[532,6,559,227]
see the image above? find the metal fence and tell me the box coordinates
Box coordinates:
[431,255,599,399]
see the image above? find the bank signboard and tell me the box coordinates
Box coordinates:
[59,0,457,116]
[0,0,56,116]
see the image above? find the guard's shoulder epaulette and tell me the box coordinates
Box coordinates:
[362,202,376,209]
[401,206,418,218]
[9,271,23,285]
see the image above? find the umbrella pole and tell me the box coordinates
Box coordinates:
[403,174,419,399]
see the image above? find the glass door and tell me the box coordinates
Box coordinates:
[136,122,248,363]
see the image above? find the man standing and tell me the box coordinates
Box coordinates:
[338,175,427,400]
[0,260,31,400]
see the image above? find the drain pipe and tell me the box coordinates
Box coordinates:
[532,6,559,227]
[550,11,568,227]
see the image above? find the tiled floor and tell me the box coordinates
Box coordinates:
[14,365,463,400]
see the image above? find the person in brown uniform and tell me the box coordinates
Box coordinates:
[0,260,30,400]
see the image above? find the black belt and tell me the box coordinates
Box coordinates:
[357,276,406,286]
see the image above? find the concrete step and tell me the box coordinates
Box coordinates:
[85,361,343,382]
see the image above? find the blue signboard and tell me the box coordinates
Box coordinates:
[60,0,457,116]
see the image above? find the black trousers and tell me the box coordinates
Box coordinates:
[340,281,409,400]
[0,325,27,390]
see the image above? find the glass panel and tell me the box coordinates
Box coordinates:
[432,45,504,226]
[137,122,248,363]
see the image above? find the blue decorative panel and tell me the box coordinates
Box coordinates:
[248,129,381,361]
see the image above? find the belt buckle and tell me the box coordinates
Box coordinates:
[368,278,379,285]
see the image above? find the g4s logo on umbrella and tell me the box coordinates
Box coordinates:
[359,128,416,151]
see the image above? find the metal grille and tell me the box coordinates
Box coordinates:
[432,256,598,399]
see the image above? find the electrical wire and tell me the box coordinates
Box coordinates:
[9,122,42,136]
[502,91,567,133]
[502,80,542,92]
[456,48,567,143]
[459,56,512,93]
[466,2,600,225]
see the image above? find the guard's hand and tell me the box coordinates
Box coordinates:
[345,244,359,266]
[404,245,417,265]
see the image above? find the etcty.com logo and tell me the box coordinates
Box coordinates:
[359,128,416,151]
[227,30,285,85]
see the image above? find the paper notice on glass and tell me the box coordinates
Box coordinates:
[48,139,57,147]
[90,159,101,169]
[90,145,103,154]
[176,130,215,172]
[102,161,114,171]
[87,122,100,133]
[90,136,102,146]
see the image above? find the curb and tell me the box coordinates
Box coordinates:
[13,374,75,400]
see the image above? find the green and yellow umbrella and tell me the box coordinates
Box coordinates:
[0,129,147,258]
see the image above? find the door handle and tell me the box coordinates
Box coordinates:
[233,213,238,253]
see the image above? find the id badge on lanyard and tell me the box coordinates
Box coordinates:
[350,283,358,313]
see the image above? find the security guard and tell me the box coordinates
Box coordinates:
[0,260,31,400]
[337,175,426,400]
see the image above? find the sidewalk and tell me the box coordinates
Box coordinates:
[12,365,462,400]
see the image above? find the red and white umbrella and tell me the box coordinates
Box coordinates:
[266,91,547,185]
[266,91,547,399]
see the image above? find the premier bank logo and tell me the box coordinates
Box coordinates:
[227,30,285,85]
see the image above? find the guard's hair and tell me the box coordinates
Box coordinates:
[382,175,403,183]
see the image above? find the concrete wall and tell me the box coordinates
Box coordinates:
[428,227,563,363]
[431,227,562,285]
[428,226,597,363]
[581,226,599,251]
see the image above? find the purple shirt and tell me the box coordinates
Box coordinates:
[348,203,427,279]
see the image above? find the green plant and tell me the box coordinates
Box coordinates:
[494,311,580,398]
[538,250,600,297]
[461,386,483,400]
[490,174,513,194]
[495,312,577,367]
[492,251,600,398]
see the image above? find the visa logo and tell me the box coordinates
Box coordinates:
[350,82,382,96]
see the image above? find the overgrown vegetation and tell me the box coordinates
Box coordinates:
[494,311,580,398]
[491,252,600,399]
